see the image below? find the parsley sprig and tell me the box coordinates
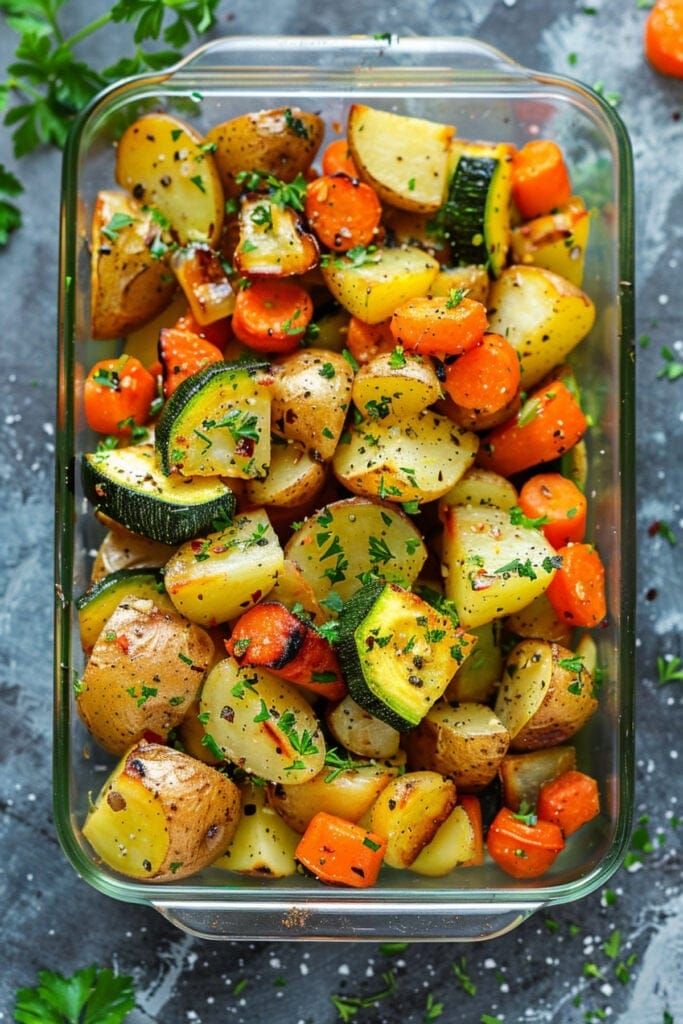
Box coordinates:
[14,964,135,1024]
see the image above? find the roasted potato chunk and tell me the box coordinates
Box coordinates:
[322,245,440,324]
[368,771,457,868]
[499,746,577,812]
[215,783,299,878]
[403,702,510,791]
[270,350,354,461]
[235,195,319,277]
[326,695,400,760]
[351,351,442,422]
[268,761,399,834]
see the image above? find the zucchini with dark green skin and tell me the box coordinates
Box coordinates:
[337,581,467,731]
[81,445,236,546]
[445,141,513,277]
[155,359,271,480]
[77,568,173,652]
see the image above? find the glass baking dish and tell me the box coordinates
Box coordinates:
[54,35,635,941]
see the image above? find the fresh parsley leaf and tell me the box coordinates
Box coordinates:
[283,107,309,138]
[509,505,549,529]
[101,211,136,241]
[14,965,135,1024]
[389,346,407,368]
[0,163,23,247]
[657,346,683,381]
[445,287,466,309]
[657,655,683,685]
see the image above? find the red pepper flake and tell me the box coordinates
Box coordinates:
[116,634,129,654]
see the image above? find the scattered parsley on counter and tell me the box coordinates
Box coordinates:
[656,654,683,685]
[658,346,683,381]
[14,965,135,1024]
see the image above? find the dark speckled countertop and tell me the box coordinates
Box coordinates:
[1,1,682,1021]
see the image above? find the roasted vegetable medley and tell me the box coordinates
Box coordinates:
[76,102,606,887]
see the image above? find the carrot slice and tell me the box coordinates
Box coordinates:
[545,542,607,627]
[390,296,488,357]
[512,140,572,220]
[486,807,564,879]
[537,770,600,837]
[231,280,313,353]
[159,328,223,398]
[518,472,587,548]
[645,0,683,77]
[295,811,386,887]
[84,355,156,435]
[322,138,359,178]
[346,316,394,365]
[226,601,346,700]
[175,310,231,349]
[459,796,484,867]
[305,173,382,252]
[444,333,521,414]
[478,381,587,477]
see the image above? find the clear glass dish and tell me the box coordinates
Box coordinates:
[54,35,635,942]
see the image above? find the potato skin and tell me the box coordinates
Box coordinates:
[403,702,510,792]
[368,771,457,868]
[267,763,399,834]
[270,350,354,461]
[91,525,175,582]
[83,741,240,882]
[77,597,214,754]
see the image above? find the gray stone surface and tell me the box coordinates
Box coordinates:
[0,1,682,1021]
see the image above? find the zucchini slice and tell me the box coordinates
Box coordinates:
[337,582,469,731]
[445,141,513,277]
[155,360,271,480]
[81,445,236,546]
[76,568,173,652]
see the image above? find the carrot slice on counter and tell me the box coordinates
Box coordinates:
[84,355,156,435]
[478,380,587,477]
[159,328,223,398]
[459,796,485,867]
[296,811,387,887]
[444,333,521,414]
[231,280,313,353]
[486,806,565,879]
[390,295,488,357]
[305,173,382,251]
[226,601,346,700]
[645,0,683,77]
[175,311,231,349]
[545,542,607,627]
[321,138,359,178]
[346,316,395,364]
[518,472,587,548]
[537,770,600,837]
[512,140,572,220]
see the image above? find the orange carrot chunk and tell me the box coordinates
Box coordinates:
[518,472,587,548]
[231,280,313,353]
[645,0,683,77]
[478,381,587,477]
[226,601,346,700]
[159,328,223,398]
[175,310,231,349]
[512,140,572,220]
[346,316,394,364]
[321,138,359,178]
[546,542,607,627]
[305,173,382,252]
[486,807,565,879]
[459,796,485,867]
[390,295,488,357]
[537,770,600,837]
[84,355,156,435]
[295,811,387,888]
[444,333,521,414]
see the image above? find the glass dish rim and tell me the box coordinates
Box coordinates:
[54,33,636,914]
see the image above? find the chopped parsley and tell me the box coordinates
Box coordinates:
[284,107,309,138]
[250,203,273,229]
[190,175,206,193]
[101,211,136,241]
[319,361,336,378]
[389,346,407,368]
[657,655,683,685]
[445,287,466,309]
[510,505,549,529]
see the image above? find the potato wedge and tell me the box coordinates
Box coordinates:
[368,771,457,868]
[215,783,299,878]
[91,524,176,582]
[170,243,235,325]
[428,265,490,305]
[506,593,572,646]
[511,197,590,287]
[285,497,427,606]
[409,805,478,876]
[403,702,510,791]
[91,190,177,339]
[348,104,453,213]
[322,245,439,324]
[268,761,399,833]
[439,467,518,514]
[352,352,441,421]
[333,412,478,505]
[268,559,326,624]
[494,640,598,750]
[270,350,354,461]
[82,740,240,881]
[77,597,214,755]
[205,107,323,197]
[487,265,595,388]
[235,195,319,276]
[445,622,503,703]
[115,113,224,246]
[499,746,577,811]
[383,207,450,261]
[164,510,284,626]
[245,441,326,509]
[442,505,559,629]
[200,658,325,784]
[326,695,400,760]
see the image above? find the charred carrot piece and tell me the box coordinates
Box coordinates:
[390,295,488,357]
[537,770,600,837]
[486,806,564,879]
[175,310,231,349]
[305,173,382,252]
[545,542,607,627]
[321,138,359,178]
[231,280,313,353]
[444,333,521,414]
[159,328,223,398]
[512,140,572,220]
[346,316,395,364]
[84,355,156,435]
[295,811,386,887]
[518,472,587,548]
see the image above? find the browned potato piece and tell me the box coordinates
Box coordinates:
[82,740,240,881]
[91,190,176,339]
[268,762,399,834]
[403,702,510,792]
[245,441,326,509]
[352,351,442,422]
[205,107,324,197]
[170,244,235,325]
[505,593,573,646]
[235,196,319,277]
[77,597,214,755]
[271,350,354,461]
[439,390,521,433]
[176,699,222,765]
[268,559,326,625]
[115,113,224,246]
[383,207,450,261]
[499,746,577,811]
[215,783,299,878]
[495,640,598,751]
[368,771,457,868]
[91,524,176,582]
[428,265,490,305]
[326,695,400,760]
